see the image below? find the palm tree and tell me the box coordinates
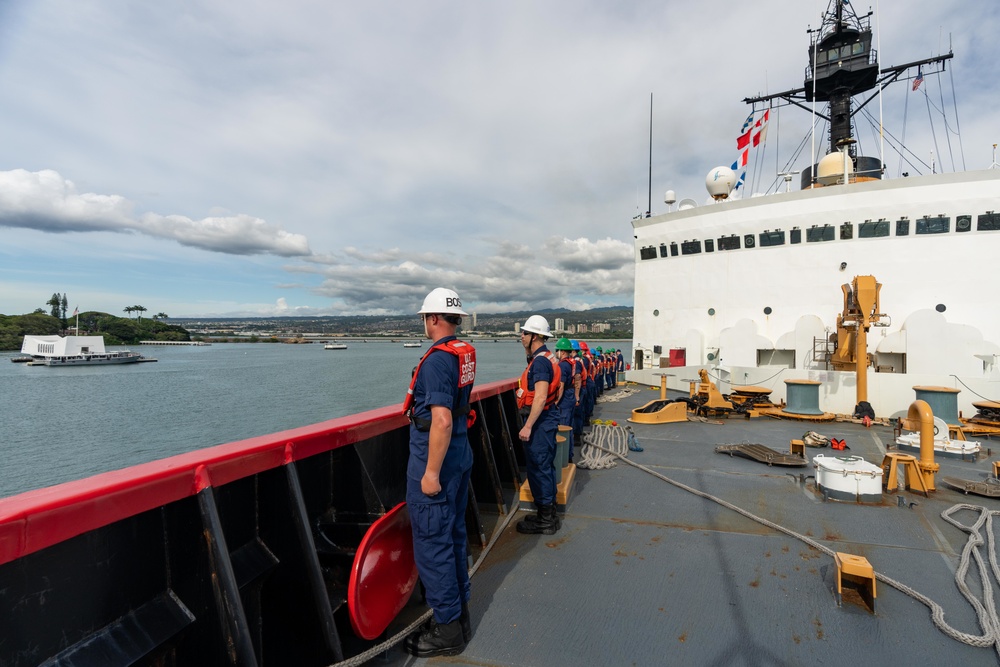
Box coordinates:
[153,312,169,320]
[124,306,135,319]
[134,305,147,323]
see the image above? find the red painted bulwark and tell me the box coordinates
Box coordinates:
[0,378,517,566]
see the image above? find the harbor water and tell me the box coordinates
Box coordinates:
[0,340,630,499]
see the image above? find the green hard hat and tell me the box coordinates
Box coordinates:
[595,346,603,352]
[555,337,573,351]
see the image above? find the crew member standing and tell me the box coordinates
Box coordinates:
[403,288,477,658]
[554,337,581,463]
[515,315,562,534]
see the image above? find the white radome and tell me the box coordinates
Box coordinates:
[705,166,736,199]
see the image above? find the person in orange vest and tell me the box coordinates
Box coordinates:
[515,315,562,534]
[571,340,587,438]
[402,287,476,657]
[554,337,581,462]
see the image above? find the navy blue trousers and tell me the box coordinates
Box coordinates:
[407,468,471,624]
[523,414,558,505]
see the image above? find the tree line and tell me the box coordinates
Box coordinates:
[0,295,189,351]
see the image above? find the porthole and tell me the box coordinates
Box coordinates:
[653,309,660,317]
[764,307,773,315]
[935,304,946,313]
[708,308,716,316]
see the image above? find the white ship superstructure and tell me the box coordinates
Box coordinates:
[628,1,1000,418]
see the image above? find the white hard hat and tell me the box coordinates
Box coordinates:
[418,287,468,316]
[521,314,551,337]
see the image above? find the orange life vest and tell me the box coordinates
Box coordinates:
[403,339,477,429]
[516,350,561,410]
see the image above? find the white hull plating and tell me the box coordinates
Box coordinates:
[629,170,1000,417]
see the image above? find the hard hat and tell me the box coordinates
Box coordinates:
[579,341,590,351]
[521,314,551,337]
[595,346,603,352]
[571,340,581,351]
[555,337,573,351]
[418,287,468,316]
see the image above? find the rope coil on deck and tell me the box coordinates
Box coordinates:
[586,441,1000,660]
[595,387,641,403]
[576,424,631,469]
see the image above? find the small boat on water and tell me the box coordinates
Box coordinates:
[323,343,348,350]
[20,335,150,366]
[402,341,421,348]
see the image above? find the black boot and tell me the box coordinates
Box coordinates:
[518,503,544,529]
[405,618,466,658]
[460,602,472,643]
[516,503,560,535]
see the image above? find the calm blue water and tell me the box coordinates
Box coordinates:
[0,340,630,499]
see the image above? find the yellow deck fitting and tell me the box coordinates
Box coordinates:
[629,399,687,424]
[520,464,577,508]
[789,439,805,457]
[834,552,876,613]
[881,453,930,497]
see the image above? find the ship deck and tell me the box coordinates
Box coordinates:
[386,384,1000,666]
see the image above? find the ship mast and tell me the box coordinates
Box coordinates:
[743,0,952,189]
[805,0,878,157]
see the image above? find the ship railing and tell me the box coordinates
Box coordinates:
[0,377,523,666]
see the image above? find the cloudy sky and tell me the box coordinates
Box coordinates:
[0,1,996,318]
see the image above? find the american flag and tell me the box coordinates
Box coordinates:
[912,68,924,91]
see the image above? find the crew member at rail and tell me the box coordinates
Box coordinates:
[554,337,581,463]
[571,340,587,439]
[516,315,562,534]
[593,346,605,397]
[604,347,618,389]
[402,287,476,657]
[579,341,596,424]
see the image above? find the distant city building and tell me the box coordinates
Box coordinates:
[554,318,565,333]
[515,322,520,333]
[593,323,611,333]
[472,312,477,329]
[577,324,588,333]
[566,324,576,334]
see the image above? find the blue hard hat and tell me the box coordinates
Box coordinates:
[571,340,581,350]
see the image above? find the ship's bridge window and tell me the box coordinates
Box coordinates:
[790,227,802,244]
[704,238,715,252]
[859,219,890,238]
[659,243,669,257]
[896,218,910,236]
[806,225,835,242]
[670,242,679,256]
[977,211,1000,231]
[956,215,972,232]
[681,240,702,255]
[840,222,853,240]
[718,234,741,251]
[916,215,949,234]
[759,230,785,247]
[639,246,657,260]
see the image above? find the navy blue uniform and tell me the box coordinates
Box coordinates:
[406,335,473,625]
[556,357,579,460]
[523,346,559,505]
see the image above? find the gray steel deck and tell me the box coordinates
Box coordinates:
[382,385,1000,666]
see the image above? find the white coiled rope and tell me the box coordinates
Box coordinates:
[586,441,1000,661]
[595,386,641,403]
[576,424,631,469]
